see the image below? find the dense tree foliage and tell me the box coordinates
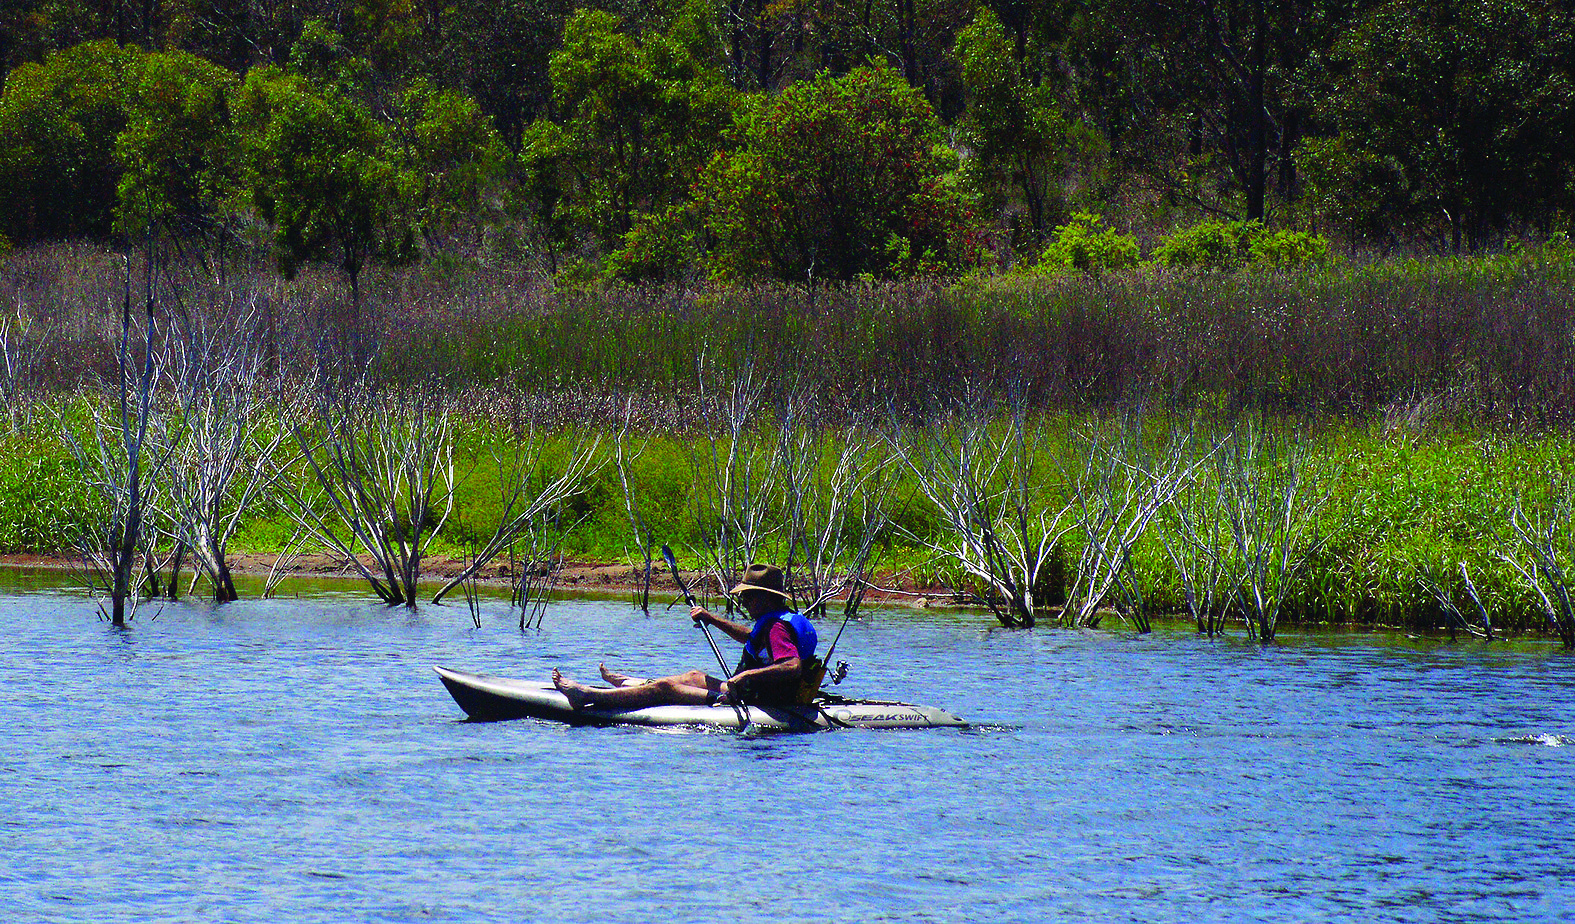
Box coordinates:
[701,65,978,280]
[231,53,403,293]
[0,40,138,241]
[955,7,1098,244]
[230,21,505,293]
[1,0,1572,274]
[1300,0,1575,251]
[115,46,236,235]
[530,7,733,250]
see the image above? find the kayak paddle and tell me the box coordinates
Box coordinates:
[662,544,731,679]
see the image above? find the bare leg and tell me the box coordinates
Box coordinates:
[599,663,643,687]
[553,667,723,711]
[552,668,594,710]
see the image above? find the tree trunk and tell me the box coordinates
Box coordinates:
[757,24,773,90]
[1279,109,1300,202]
[1019,155,1047,240]
[167,539,185,600]
[899,0,917,83]
[1246,0,1267,221]
[215,555,238,603]
[111,497,138,627]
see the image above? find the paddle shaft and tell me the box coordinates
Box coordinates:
[662,545,733,679]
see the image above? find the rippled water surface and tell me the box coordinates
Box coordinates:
[4,582,1575,923]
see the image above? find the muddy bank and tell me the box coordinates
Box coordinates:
[0,553,947,606]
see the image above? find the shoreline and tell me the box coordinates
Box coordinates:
[0,552,946,607]
[0,553,1543,639]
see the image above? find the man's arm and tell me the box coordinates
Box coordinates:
[690,606,752,643]
[727,657,802,696]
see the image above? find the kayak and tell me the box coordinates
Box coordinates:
[433,666,968,731]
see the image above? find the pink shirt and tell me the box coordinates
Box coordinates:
[762,621,800,664]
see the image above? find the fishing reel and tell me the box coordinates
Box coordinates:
[830,660,849,685]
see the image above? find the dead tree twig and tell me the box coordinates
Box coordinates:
[284,377,456,607]
[1216,417,1332,643]
[1502,481,1575,648]
[429,420,601,605]
[691,356,782,607]
[61,243,167,626]
[777,396,891,619]
[891,398,1072,629]
[1065,413,1208,632]
[158,292,293,602]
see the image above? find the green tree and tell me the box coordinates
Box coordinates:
[1299,0,1575,250]
[233,21,507,289]
[512,117,574,272]
[231,24,409,301]
[114,47,238,236]
[346,0,419,74]
[1053,0,1359,222]
[534,8,734,251]
[699,64,980,281]
[1,39,238,244]
[386,77,509,251]
[0,39,138,242]
[955,8,1098,245]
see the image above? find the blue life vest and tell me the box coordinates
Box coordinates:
[739,608,818,671]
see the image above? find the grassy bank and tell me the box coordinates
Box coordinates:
[4,409,1574,638]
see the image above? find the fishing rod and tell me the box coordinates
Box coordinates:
[817,603,855,686]
[662,544,731,679]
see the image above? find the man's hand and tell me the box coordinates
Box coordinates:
[690,605,712,627]
[720,676,749,705]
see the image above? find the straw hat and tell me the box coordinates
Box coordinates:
[730,563,789,599]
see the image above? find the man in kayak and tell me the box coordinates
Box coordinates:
[552,563,817,711]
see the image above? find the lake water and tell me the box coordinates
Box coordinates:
[3,578,1574,923]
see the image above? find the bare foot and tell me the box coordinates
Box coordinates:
[552,668,593,710]
[600,663,638,687]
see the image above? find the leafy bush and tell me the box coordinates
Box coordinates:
[606,203,699,282]
[1151,219,1258,269]
[699,65,981,281]
[1249,229,1332,267]
[1508,235,1575,269]
[1034,213,1139,274]
[1152,219,1331,270]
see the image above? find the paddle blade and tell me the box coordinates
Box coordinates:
[661,544,696,606]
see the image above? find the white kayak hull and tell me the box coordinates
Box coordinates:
[433,666,967,731]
